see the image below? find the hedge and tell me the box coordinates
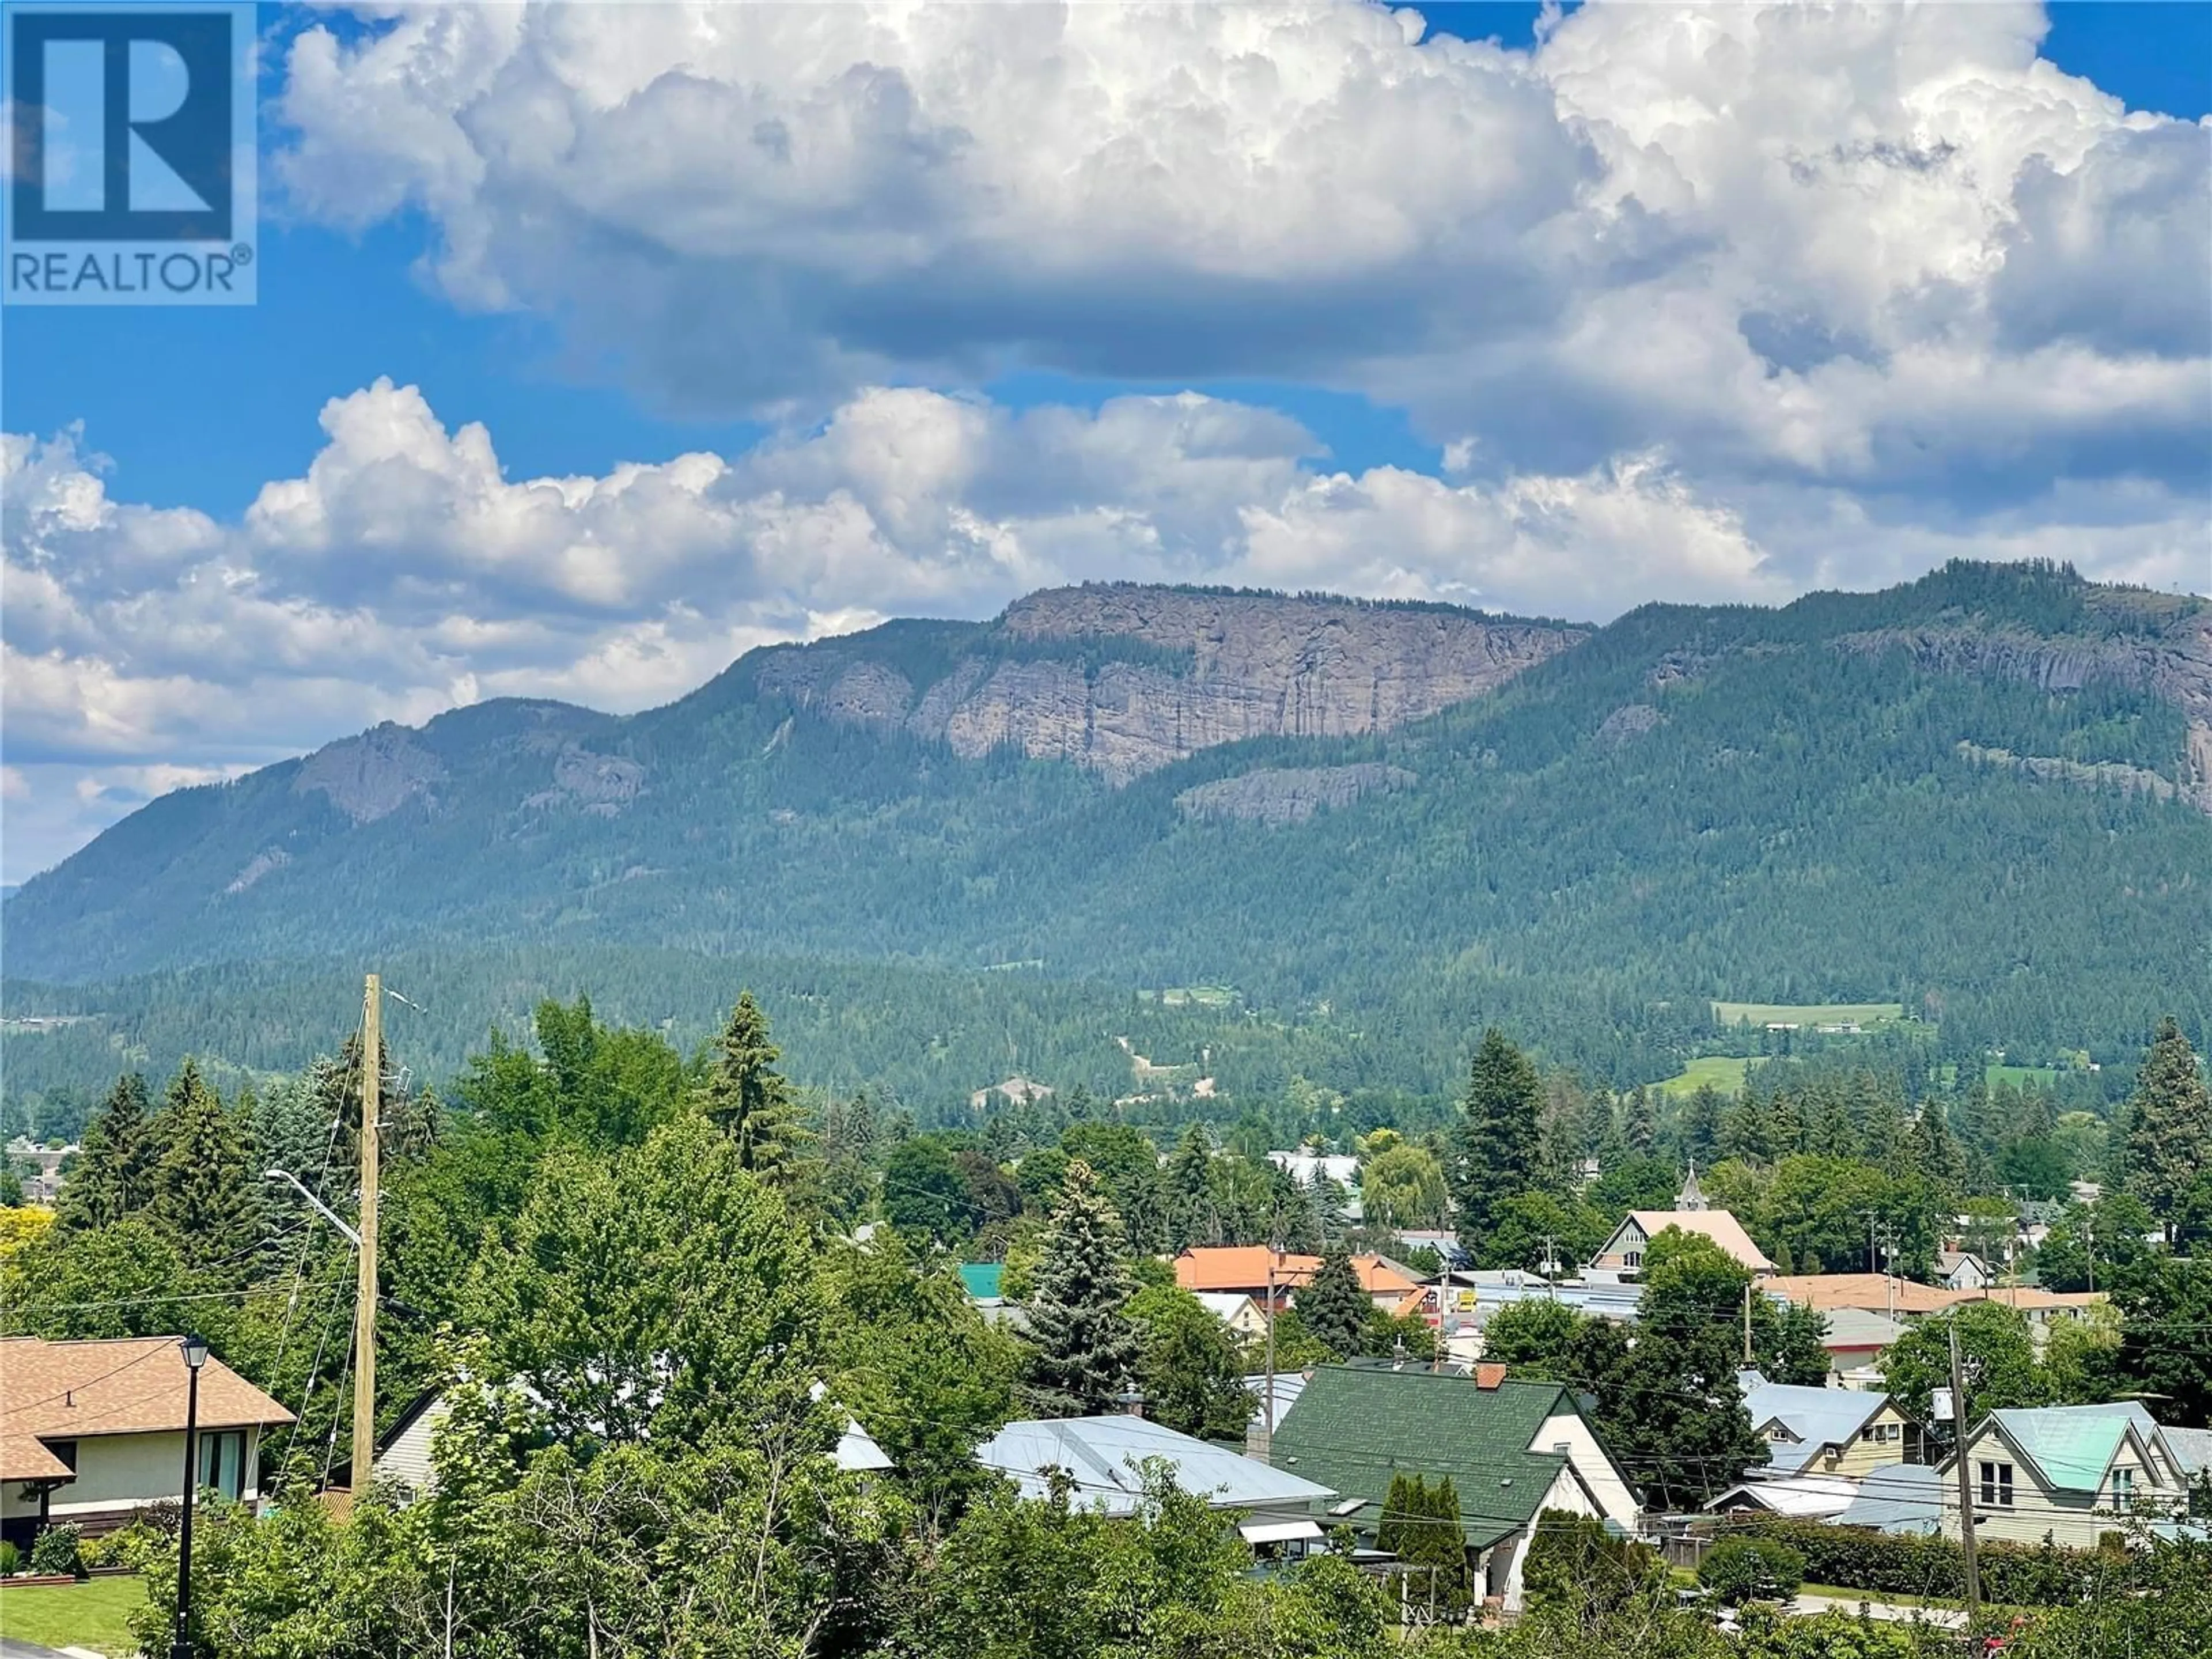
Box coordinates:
[1737,1517,2138,1607]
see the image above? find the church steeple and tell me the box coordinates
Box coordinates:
[1677,1161,1707,1211]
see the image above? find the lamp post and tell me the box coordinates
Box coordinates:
[171,1332,210,1659]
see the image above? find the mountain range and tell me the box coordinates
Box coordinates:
[5,560,2208,1107]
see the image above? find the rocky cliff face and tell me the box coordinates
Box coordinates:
[1839,607,2212,815]
[754,586,1586,783]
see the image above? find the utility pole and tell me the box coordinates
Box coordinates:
[1742,1281,1753,1366]
[2084,1213,2095,1297]
[1860,1208,1879,1274]
[1260,1240,1279,1464]
[351,973,380,1499]
[1950,1321,1982,1616]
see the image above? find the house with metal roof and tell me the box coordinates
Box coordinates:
[1936,1402,2192,1548]
[976,1414,1335,1547]
[1268,1363,1639,1613]
[1734,1372,1925,1479]
[0,1336,294,1549]
[1831,1463,1943,1535]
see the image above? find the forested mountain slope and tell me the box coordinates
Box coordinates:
[5,562,2207,1092]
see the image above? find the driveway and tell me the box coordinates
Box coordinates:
[1793,1590,1968,1628]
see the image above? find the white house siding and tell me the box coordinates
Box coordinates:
[44,1429,263,1530]
[1943,1483,2126,1550]
[377,1399,451,1498]
[1534,1412,1641,1527]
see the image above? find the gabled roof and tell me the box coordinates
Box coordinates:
[1270,1365,1597,1548]
[977,1415,1332,1517]
[1174,1248,1419,1297]
[2162,1425,2212,1476]
[1178,1246,1319,1292]
[1603,1210,1776,1274]
[1707,1472,1862,1519]
[0,1337,293,1454]
[1970,1402,2168,1494]
[1740,1380,1894,1475]
[1244,1372,1308,1430]
[1194,1291,1260,1323]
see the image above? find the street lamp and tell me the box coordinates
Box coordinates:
[171,1333,210,1659]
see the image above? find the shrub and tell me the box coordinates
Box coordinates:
[29,1521,84,1577]
[1699,1536,1806,1605]
[0,1539,20,1574]
[1737,1516,2141,1607]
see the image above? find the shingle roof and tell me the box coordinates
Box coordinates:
[1270,1365,1582,1548]
[0,1432,75,1481]
[0,1337,293,1459]
[1740,1380,1891,1475]
[977,1415,1334,1517]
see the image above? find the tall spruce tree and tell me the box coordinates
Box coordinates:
[1020,1160,1140,1417]
[2127,1017,2212,1237]
[698,991,813,1184]
[147,1060,263,1275]
[1298,1243,1371,1359]
[1454,1028,1541,1264]
[59,1073,158,1229]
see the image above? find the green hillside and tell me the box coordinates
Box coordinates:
[5,562,2207,1112]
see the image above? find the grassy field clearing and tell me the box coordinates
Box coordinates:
[1655,1055,1771,1097]
[1711,1000,1906,1028]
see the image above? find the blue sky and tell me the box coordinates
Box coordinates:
[3,1,2208,881]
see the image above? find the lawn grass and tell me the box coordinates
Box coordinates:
[1711,1000,1906,1028]
[0,1573,149,1654]
[1985,1063,2061,1089]
[1656,1055,1771,1097]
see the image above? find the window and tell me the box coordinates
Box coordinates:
[2111,1467,2136,1513]
[1979,1461,2014,1509]
[1859,1422,1902,1445]
[197,1430,247,1501]
[1623,1252,1642,1270]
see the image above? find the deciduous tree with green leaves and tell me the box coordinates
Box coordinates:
[1127,1282,1252,1441]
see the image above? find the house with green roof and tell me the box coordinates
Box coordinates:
[1268,1364,1641,1613]
[1937,1402,2192,1548]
